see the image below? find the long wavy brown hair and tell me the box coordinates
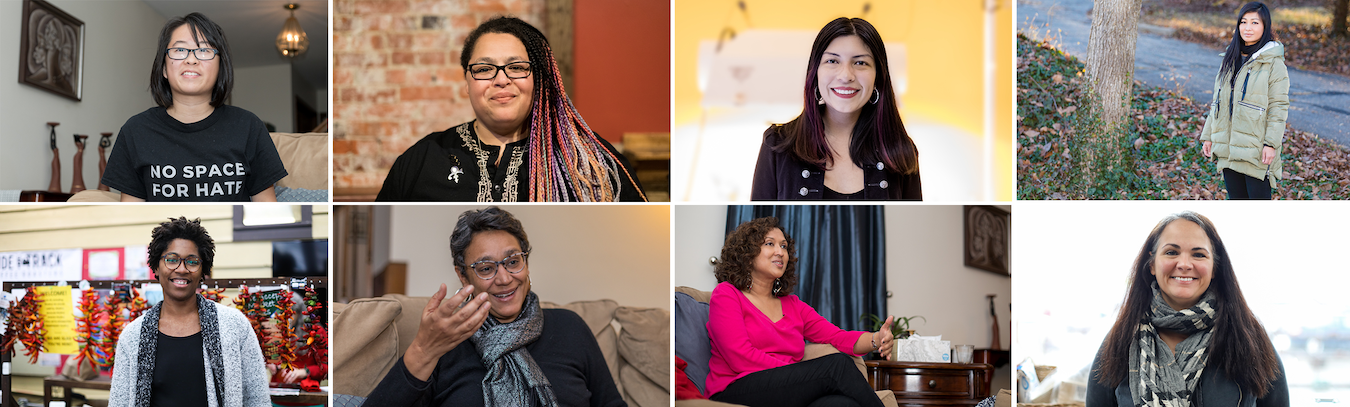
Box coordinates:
[714,217,798,297]
[1095,211,1281,397]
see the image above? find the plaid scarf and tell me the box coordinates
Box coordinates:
[1128,283,1217,407]
[469,291,558,407]
[134,294,226,407]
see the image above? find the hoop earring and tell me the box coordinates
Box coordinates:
[773,278,782,295]
[870,89,880,105]
[816,88,824,105]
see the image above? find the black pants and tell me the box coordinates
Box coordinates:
[709,353,884,407]
[1222,168,1272,200]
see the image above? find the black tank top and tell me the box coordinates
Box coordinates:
[151,331,209,407]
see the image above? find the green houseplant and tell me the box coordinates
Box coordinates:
[860,314,926,340]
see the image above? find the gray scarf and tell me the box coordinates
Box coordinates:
[1128,283,1217,407]
[469,291,558,407]
[134,294,226,407]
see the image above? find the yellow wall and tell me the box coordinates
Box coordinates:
[673,0,1013,199]
[0,205,330,279]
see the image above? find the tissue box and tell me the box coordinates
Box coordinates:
[893,338,951,362]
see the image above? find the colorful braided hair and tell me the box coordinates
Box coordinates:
[460,17,647,202]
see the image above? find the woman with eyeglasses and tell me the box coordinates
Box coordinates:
[752,18,920,200]
[365,206,626,406]
[108,217,271,407]
[376,16,645,202]
[101,13,287,202]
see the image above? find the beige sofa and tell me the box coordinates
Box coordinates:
[674,286,897,407]
[333,294,670,406]
[69,132,328,201]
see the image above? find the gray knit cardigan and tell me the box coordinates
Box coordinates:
[107,301,272,407]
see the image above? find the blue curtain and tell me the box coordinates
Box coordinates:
[725,205,886,332]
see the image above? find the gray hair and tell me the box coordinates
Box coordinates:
[449,206,531,279]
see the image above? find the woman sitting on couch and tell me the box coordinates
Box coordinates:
[365,206,625,406]
[706,217,893,407]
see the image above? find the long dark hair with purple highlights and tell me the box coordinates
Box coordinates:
[773,17,918,175]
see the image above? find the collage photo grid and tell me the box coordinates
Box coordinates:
[0,0,1345,407]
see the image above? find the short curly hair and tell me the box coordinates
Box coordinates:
[147,216,215,278]
[715,217,798,297]
[450,206,531,280]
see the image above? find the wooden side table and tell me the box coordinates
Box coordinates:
[864,361,995,407]
[20,190,73,202]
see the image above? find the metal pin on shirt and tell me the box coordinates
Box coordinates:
[448,166,463,183]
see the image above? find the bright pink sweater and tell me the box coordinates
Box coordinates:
[704,281,866,396]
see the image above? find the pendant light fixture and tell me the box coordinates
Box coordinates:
[276,3,309,58]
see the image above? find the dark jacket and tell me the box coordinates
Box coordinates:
[750,126,921,200]
[1086,344,1289,407]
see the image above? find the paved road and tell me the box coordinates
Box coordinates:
[1018,0,1350,146]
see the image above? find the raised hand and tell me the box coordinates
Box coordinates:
[403,283,492,380]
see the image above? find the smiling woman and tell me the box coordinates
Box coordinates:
[375,16,645,202]
[100,12,288,202]
[1087,211,1288,407]
[107,217,270,407]
[363,206,626,406]
[752,17,921,201]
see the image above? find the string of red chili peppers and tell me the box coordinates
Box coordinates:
[1,290,46,364]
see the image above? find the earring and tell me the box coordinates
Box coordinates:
[870,89,880,105]
[816,88,824,105]
[773,278,782,295]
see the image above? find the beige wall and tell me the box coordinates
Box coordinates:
[672,205,1013,391]
[388,205,670,311]
[0,205,330,279]
[234,64,295,133]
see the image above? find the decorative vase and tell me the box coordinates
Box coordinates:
[97,132,112,191]
[47,122,61,193]
[988,294,1001,350]
[71,134,87,193]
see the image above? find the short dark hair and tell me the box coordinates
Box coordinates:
[449,206,531,279]
[714,217,798,297]
[150,12,234,108]
[147,216,216,278]
[1095,211,1281,397]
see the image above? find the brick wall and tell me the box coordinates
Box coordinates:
[332,0,546,191]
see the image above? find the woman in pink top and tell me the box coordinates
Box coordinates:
[706,217,895,407]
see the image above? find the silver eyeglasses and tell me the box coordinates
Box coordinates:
[467,62,532,80]
[466,252,529,280]
[166,47,219,61]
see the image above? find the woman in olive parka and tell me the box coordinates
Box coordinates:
[1199,1,1290,200]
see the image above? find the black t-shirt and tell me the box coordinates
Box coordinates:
[365,309,626,407]
[101,105,288,201]
[151,331,209,407]
[375,121,645,202]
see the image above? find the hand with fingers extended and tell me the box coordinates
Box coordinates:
[402,283,493,381]
[874,315,895,360]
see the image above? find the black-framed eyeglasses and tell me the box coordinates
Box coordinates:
[466,252,529,280]
[161,254,202,271]
[467,62,532,80]
[166,47,219,61]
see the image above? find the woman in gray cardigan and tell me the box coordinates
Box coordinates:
[108,217,271,407]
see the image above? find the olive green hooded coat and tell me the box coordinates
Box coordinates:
[1199,41,1290,187]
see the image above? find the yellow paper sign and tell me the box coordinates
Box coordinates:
[34,286,77,355]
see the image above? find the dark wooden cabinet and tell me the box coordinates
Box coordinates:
[865,361,995,407]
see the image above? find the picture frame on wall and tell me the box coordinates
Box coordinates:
[18,0,85,101]
[963,205,1010,276]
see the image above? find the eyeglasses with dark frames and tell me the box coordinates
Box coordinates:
[466,252,529,280]
[161,254,202,271]
[166,47,219,61]
[467,62,532,80]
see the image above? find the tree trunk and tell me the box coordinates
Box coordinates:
[1334,0,1349,37]
[1086,0,1142,129]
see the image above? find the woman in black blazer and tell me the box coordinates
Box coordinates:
[751,17,920,200]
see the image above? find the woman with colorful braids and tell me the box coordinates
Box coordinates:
[377,16,646,202]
